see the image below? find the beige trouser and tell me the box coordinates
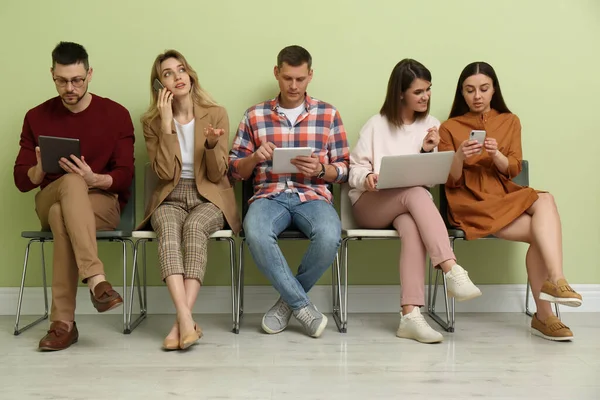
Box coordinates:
[35,174,120,322]
[151,179,224,283]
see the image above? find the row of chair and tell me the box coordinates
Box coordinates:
[14,161,557,336]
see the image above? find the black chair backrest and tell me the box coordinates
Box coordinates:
[512,160,529,187]
[439,160,529,228]
[241,177,255,221]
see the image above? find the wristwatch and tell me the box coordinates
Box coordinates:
[317,163,326,179]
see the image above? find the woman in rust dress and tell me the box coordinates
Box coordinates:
[438,62,582,342]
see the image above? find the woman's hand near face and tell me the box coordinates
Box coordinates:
[158,87,174,133]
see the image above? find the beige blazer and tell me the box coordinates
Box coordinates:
[137,104,241,233]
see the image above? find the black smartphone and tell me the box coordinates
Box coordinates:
[153,78,164,92]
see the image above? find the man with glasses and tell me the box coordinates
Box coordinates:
[13,41,135,351]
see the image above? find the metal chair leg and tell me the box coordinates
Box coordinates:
[143,240,148,318]
[525,279,533,317]
[128,239,148,334]
[240,243,245,317]
[225,237,238,334]
[331,251,337,309]
[442,273,451,326]
[331,247,345,333]
[341,237,349,332]
[135,247,145,316]
[427,258,433,313]
[127,238,139,327]
[443,272,455,330]
[40,241,49,323]
[14,239,49,335]
[234,239,245,332]
[120,239,129,334]
[427,240,455,332]
[525,279,560,318]
[431,264,440,310]
[331,248,339,327]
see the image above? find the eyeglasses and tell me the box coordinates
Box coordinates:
[53,74,88,88]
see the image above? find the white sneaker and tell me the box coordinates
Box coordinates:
[396,308,443,343]
[445,264,482,301]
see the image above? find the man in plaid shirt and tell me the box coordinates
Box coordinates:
[229,45,349,338]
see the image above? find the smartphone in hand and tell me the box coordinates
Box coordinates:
[469,130,486,154]
[153,78,164,92]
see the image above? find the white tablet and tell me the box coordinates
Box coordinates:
[272,147,313,174]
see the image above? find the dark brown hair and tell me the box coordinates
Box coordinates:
[277,45,312,69]
[448,61,511,118]
[380,59,431,128]
[52,41,89,70]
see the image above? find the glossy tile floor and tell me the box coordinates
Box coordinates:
[0,312,598,399]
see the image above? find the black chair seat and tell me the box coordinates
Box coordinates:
[21,231,53,239]
[97,230,132,239]
[238,229,307,240]
[446,228,497,240]
[277,230,307,240]
[447,229,466,239]
[21,230,132,240]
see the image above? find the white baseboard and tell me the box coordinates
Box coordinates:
[1,284,599,316]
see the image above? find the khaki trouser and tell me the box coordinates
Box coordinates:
[35,174,120,322]
[151,179,224,283]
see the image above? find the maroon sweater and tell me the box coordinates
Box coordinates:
[14,94,135,211]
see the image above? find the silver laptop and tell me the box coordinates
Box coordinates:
[376,151,455,189]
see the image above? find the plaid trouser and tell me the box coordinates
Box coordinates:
[151,179,224,282]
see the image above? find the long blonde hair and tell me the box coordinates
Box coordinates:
[141,49,217,126]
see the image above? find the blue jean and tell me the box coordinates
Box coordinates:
[244,193,341,310]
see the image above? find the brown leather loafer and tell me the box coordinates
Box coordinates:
[531,313,574,341]
[39,321,79,351]
[90,281,123,313]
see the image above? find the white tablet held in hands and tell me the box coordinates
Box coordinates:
[272,147,313,174]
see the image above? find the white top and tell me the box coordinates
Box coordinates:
[278,102,306,192]
[174,118,195,179]
[279,103,305,126]
[348,113,441,204]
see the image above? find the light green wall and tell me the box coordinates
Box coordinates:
[1,0,598,288]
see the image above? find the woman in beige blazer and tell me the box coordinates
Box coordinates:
[139,50,241,351]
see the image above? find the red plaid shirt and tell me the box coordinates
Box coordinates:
[229,94,349,204]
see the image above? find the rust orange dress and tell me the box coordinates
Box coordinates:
[438,109,539,240]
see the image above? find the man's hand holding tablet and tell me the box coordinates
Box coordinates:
[271,146,314,174]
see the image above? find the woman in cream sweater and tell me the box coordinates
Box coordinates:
[349,59,480,343]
